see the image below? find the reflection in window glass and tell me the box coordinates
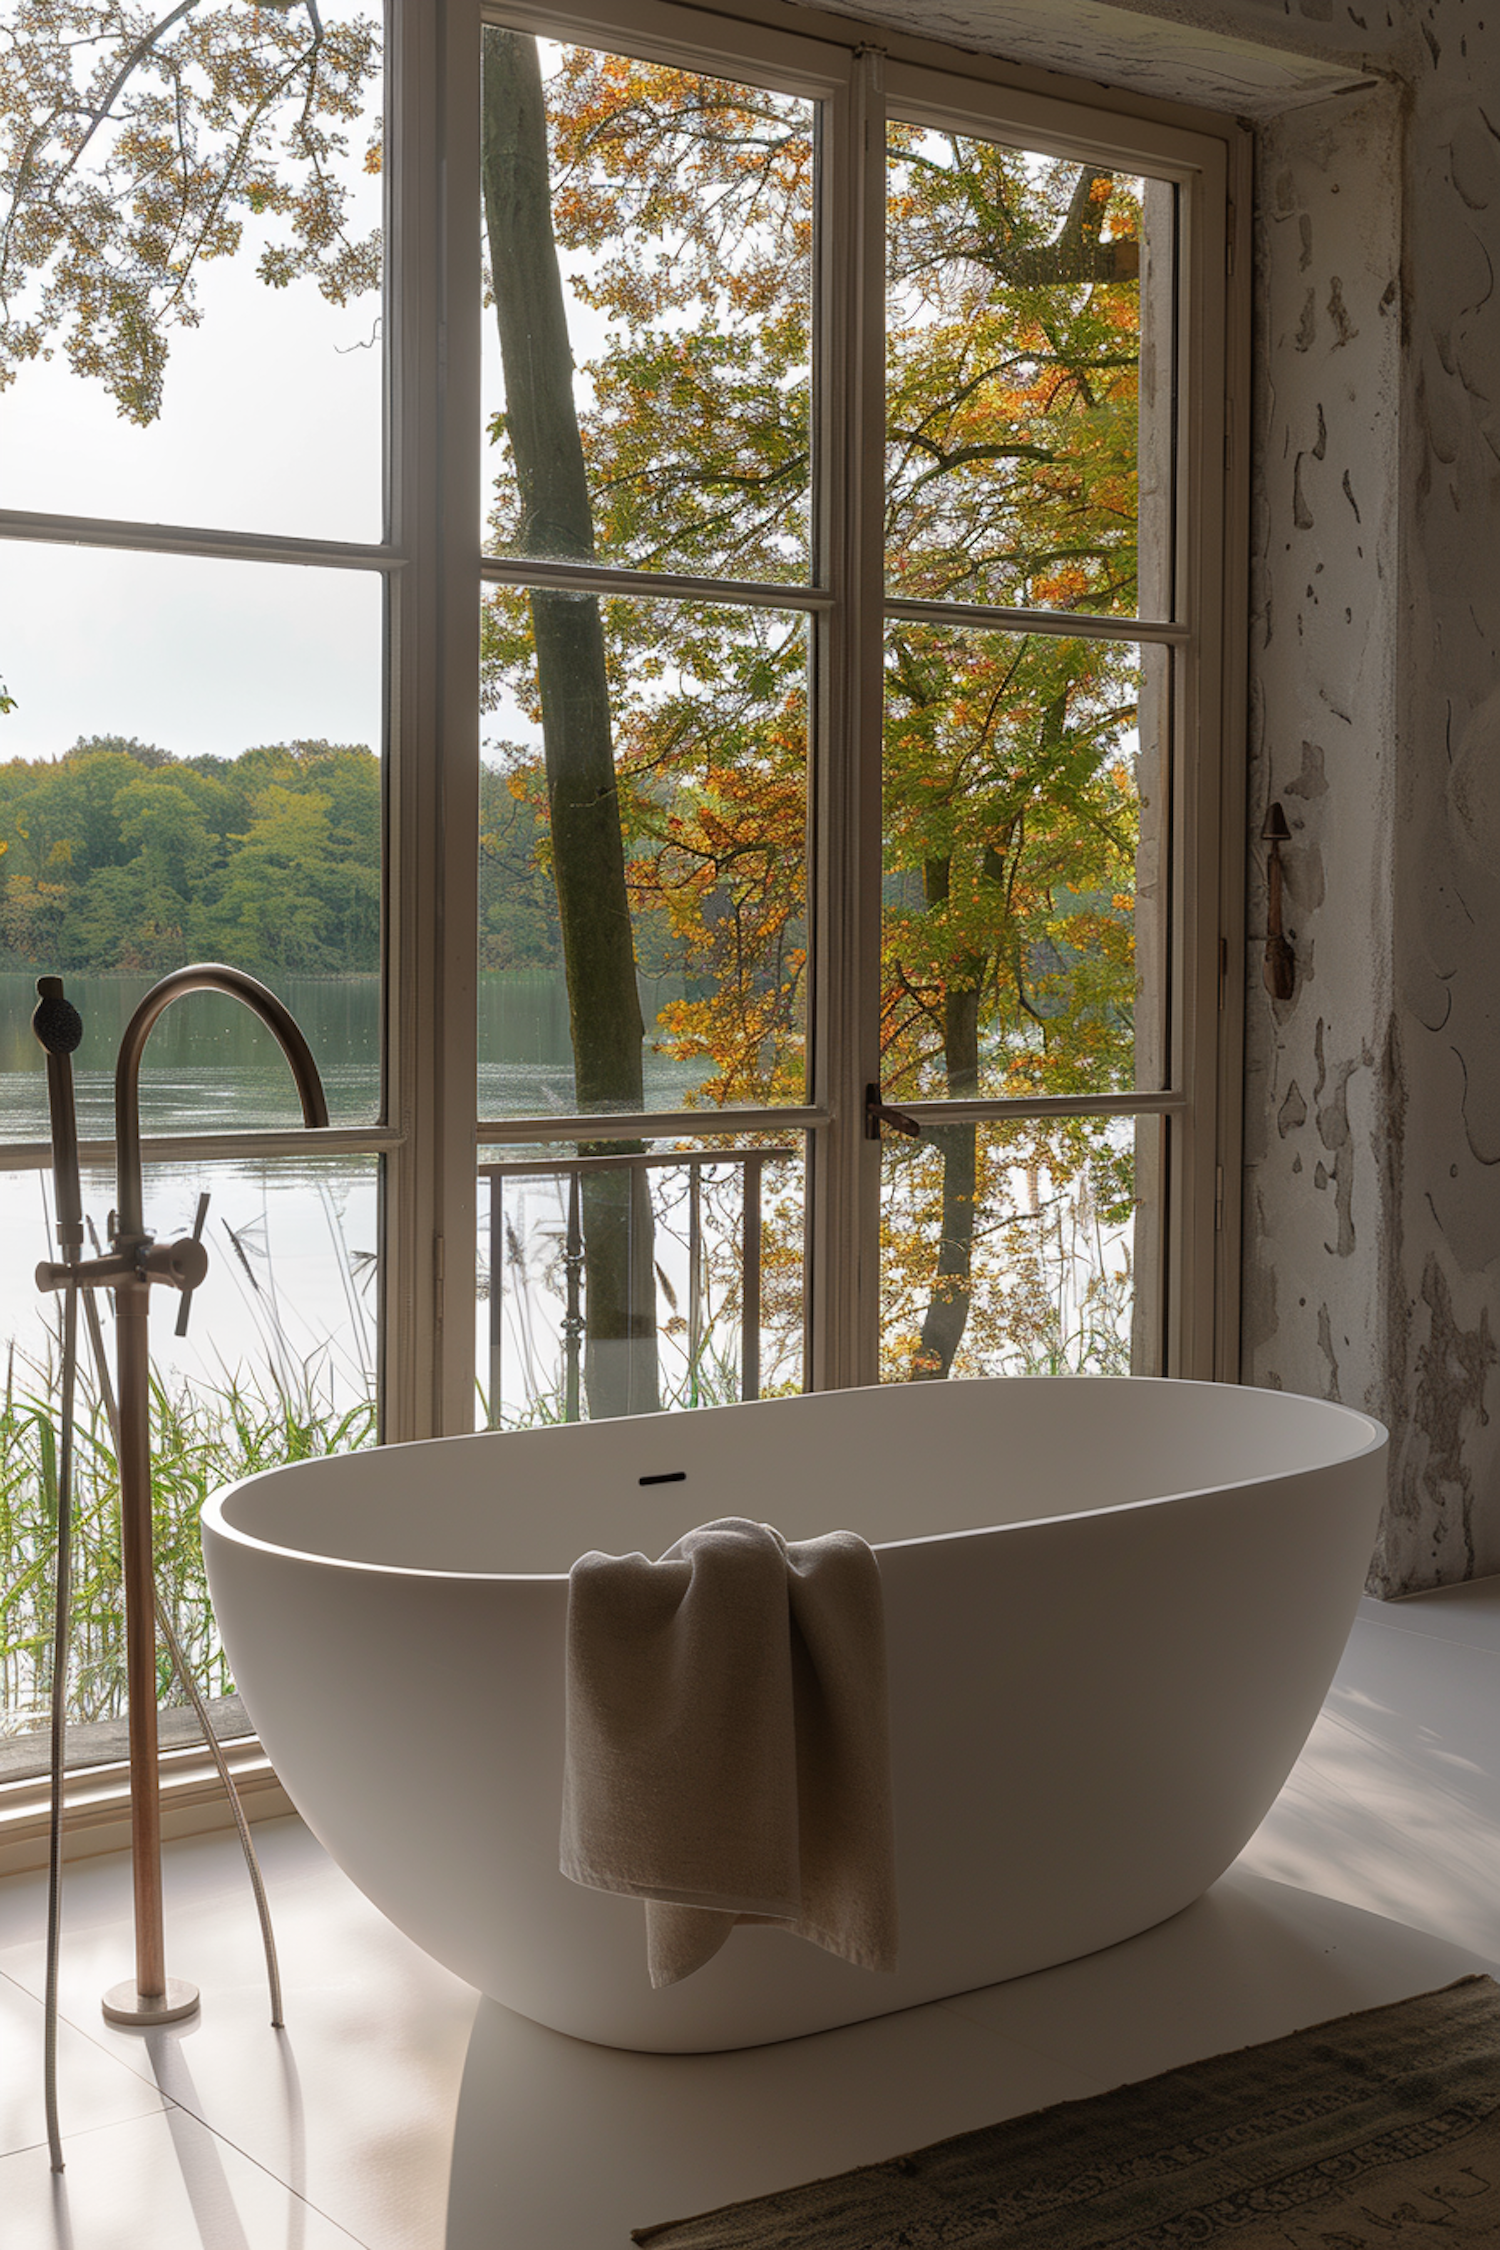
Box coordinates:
[479,591,808,1117]
[885,131,1172,619]
[477,1134,803,1428]
[0,0,385,543]
[880,1114,1156,1385]
[0,1154,377,1771]
[480,31,815,584]
[882,632,1166,1102]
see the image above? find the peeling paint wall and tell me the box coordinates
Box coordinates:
[1241,86,1403,1503]
[1381,0,1500,1591]
[1203,0,1500,1593]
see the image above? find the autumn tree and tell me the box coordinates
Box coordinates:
[481,28,660,1418]
[2,7,1152,1401]
[478,53,1148,1384]
[0,0,380,425]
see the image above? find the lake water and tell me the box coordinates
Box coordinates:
[0,968,721,1409]
[0,968,713,1141]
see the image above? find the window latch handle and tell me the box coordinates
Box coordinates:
[864,1083,922,1142]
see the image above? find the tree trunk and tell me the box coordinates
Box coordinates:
[912,856,981,1380]
[481,28,659,1418]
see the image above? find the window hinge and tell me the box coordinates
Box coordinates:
[1225,205,1235,277]
[1218,933,1228,1010]
[434,1232,445,1326]
[1214,1166,1225,1233]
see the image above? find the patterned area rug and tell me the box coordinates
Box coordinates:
[632,1975,1500,2248]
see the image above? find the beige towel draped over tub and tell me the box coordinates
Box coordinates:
[560,1516,898,1989]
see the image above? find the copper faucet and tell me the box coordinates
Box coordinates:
[36,965,327,2027]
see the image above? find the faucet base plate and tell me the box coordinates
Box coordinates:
[101,1976,200,2027]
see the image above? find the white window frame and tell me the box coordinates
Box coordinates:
[0,0,1249,1438]
[407,0,1250,1423]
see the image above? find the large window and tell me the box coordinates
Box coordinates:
[460,3,1245,1418]
[0,0,1245,1751]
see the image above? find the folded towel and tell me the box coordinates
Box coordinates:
[560,1516,898,1988]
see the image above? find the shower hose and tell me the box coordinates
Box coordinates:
[34,979,283,2173]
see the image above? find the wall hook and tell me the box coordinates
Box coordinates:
[1262,801,1295,1002]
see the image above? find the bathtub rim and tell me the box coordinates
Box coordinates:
[200,1375,1389,1586]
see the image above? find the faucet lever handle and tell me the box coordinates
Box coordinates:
[172,1192,212,1336]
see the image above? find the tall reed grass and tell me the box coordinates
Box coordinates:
[0,1337,375,1739]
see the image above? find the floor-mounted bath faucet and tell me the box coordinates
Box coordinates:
[34,965,328,2040]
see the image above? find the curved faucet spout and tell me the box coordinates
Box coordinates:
[114,963,329,1245]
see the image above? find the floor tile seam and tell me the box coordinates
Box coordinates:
[1300,1696,1500,1791]
[1354,1616,1500,1654]
[143,2100,381,2250]
[0,1954,42,2001]
[1342,1619,1500,1675]
[0,2088,187,2167]
[1355,1601,1500,1641]
[95,2042,404,2248]
[9,1980,439,2250]
[1302,1709,1500,1828]
[15,1988,219,2105]
[0,2106,377,2250]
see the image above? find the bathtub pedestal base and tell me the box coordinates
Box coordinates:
[101,1976,199,2028]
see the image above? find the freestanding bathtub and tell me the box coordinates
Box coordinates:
[201,1376,1386,2052]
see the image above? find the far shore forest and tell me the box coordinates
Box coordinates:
[0,736,572,984]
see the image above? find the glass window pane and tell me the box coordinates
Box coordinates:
[1,975,379,1136]
[479,589,808,1117]
[0,1153,378,1772]
[882,629,1166,1101]
[480,34,814,584]
[0,1,384,543]
[0,546,382,1126]
[885,131,1173,619]
[477,1133,804,1428]
[879,1114,1157,1384]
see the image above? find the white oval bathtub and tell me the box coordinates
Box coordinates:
[201,1376,1385,2052]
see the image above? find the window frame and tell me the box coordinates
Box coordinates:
[420,0,1250,1416]
[0,0,1249,1434]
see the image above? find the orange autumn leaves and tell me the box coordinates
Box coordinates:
[480,53,1148,1132]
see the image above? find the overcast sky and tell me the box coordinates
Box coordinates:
[0,3,385,765]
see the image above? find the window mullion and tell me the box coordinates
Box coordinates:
[806,43,885,1396]
[383,0,482,1441]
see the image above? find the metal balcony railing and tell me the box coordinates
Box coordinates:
[479,1146,796,1424]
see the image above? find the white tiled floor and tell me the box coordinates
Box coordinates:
[4,1578,1499,2248]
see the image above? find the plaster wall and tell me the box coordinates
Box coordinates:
[1234,0,1500,1593]
[1240,85,1402,1464]
[784,0,1500,1590]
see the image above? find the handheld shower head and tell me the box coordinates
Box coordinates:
[32,976,85,1256]
[32,976,83,1057]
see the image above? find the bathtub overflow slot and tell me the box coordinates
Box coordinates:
[639,1471,687,1485]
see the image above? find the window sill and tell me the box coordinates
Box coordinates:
[0,1735,293,1879]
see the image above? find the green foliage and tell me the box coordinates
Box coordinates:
[0,1339,375,1735]
[0,736,382,975]
[0,0,381,425]
[477,51,1153,1376]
